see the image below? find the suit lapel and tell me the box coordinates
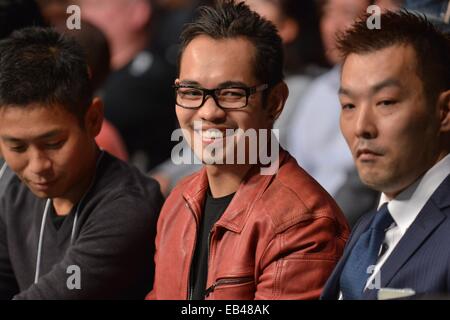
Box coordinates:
[363,175,450,299]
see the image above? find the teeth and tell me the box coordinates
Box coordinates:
[202,130,224,139]
[197,129,235,139]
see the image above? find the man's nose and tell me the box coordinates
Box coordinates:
[28,149,52,175]
[197,94,227,122]
[355,105,377,139]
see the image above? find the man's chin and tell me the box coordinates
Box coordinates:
[29,189,52,199]
[197,152,227,165]
[26,184,58,199]
[359,171,395,194]
[195,146,241,165]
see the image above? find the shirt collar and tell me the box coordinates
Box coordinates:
[378,153,450,234]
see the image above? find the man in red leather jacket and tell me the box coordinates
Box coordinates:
[147,0,349,300]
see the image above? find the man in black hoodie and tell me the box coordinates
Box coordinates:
[0,27,163,299]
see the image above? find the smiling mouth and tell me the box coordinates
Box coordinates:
[194,128,236,141]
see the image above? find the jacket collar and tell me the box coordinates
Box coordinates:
[182,149,288,233]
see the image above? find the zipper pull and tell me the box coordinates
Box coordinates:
[204,283,217,298]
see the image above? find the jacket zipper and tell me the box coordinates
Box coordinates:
[204,228,214,297]
[185,201,198,300]
[188,263,195,300]
[187,204,215,300]
[204,276,254,298]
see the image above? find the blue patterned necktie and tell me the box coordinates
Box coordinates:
[340,203,394,300]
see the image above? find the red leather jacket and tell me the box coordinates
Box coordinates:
[147,150,349,300]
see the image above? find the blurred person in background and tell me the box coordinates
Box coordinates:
[35,0,68,26]
[151,0,215,69]
[377,0,405,10]
[403,0,450,31]
[55,20,129,161]
[244,0,328,147]
[79,0,176,171]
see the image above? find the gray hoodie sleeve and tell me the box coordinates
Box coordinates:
[0,164,20,299]
[0,210,20,299]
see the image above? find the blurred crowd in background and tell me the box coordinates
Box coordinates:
[1,0,449,226]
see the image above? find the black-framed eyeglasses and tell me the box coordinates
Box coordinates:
[173,83,269,110]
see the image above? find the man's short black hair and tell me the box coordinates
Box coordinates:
[179,0,284,88]
[337,10,450,105]
[0,27,93,123]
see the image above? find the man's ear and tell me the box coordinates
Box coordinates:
[438,89,450,132]
[266,81,289,124]
[85,97,104,138]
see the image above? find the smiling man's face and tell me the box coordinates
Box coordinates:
[339,44,443,198]
[176,35,275,166]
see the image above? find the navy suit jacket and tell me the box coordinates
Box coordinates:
[321,174,450,300]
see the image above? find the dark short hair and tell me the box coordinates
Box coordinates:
[0,0,46,39]
[0,27,92,123]
[179,0,284,88]
[337,10,450,104]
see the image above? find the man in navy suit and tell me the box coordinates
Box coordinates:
[321,10,450,300]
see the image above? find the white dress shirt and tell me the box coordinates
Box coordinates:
[339,153,450,299]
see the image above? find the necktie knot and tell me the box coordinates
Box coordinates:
[370,203,394,233]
